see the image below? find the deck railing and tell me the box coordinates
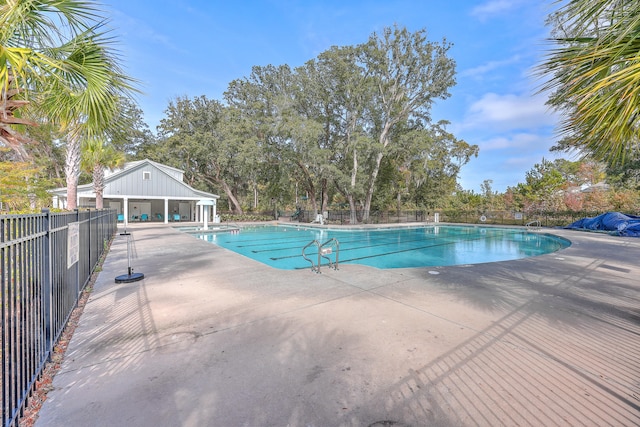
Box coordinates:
[1,208,117,427]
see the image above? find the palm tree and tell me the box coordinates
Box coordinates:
[81,136,125,209]
[46,32,137,210]
[0,69,35,161]
[539,0,640,164]
[2,0,94,158]
[1,0,137,209]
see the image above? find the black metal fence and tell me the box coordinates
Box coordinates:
[1,208,117,427]
[284,209,607,227]
[436,210,608,227]
[283,209,429,224]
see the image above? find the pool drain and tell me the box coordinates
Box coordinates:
[368,421,409,427]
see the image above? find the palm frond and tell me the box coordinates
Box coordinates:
[33,26,139,134]
[539,0,640,164]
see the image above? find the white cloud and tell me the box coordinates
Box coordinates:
[463,92,557,131]
[480,133,541,151]
[470,0,519,20]
[460,55,522,79]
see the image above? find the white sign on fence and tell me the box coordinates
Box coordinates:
[67,222,79,267]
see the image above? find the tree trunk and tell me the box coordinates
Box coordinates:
[64,133,81,210]
[348,146,360,224]
[221,180,243,214]
[205,161,243,214]
[363,124,392,222]
[348,194,358,225]
[253,184,258,209]
[362,151,384,222]
[93,164,105,209]
[321,178,329,213]
[295,160,318,218]
[204,176,243,214]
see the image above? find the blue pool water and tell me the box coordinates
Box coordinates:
[190,225,570,270]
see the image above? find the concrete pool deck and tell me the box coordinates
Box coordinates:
[35,223,640,427]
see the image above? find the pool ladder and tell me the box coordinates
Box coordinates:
[302,238,340,273]
[525,220,541,230]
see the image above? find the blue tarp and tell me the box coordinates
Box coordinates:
[565,212,640,237]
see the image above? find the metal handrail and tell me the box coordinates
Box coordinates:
[319,238,339,271]
[302,239,321,273]
[224,221,241,233]
[526,220,541,229]
[302,238,340,273]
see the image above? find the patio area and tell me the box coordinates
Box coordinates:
[34,223,640,426]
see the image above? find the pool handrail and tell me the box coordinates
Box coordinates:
[302,238,340,273]
[319,238,339,271]
[302,240,321,273]
[526,220,541,229]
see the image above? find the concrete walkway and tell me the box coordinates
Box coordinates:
[35,223,640,427]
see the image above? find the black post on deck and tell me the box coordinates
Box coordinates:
[115,229,144,284]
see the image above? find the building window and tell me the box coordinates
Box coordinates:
[143,171,151,180]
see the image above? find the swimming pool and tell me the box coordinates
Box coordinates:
[189,225,571,270]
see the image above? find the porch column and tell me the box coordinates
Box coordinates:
[164,198,169,224]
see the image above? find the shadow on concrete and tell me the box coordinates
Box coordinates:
[37,226,640,427]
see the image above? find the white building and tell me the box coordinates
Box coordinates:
[50,159,219,226]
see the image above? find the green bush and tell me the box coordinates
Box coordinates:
[220,213,274,222]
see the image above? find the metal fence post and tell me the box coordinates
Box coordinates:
[88,210,92,286]
[75,209,80,298]
[41,208,53,358]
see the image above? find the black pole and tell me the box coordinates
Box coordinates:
[115,231,144,283]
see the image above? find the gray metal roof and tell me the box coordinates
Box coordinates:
[50,159,219,200]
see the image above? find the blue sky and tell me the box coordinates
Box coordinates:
[102,0,566,193]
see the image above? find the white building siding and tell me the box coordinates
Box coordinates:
[104,163,197,198]
[49,159,218,215]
